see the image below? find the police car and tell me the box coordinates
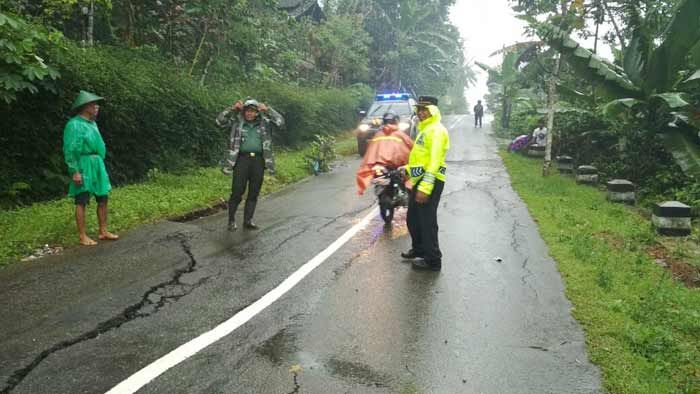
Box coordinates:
[356,93,418,156]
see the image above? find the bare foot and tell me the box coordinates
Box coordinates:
[79,235,98,246]
[98,231,119,241]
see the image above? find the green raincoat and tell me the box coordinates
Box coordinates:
[63,116,112,197]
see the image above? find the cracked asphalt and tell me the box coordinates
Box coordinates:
[0,116,603,393]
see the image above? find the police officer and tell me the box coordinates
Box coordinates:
[402,96,450,271]
[216,98,284,231]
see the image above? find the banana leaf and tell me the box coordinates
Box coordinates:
[661,130,700,179]
[535,22,642,100]
[650,93,690,109]
[601,98,643,120]
[683,69,700,83]
[646,0,700,92]
[489,41,542,57]
[500,51,520,85]
[475,61,501,84]
[691,42,700,66]
[556,83,594,106]
[623,34,648,88]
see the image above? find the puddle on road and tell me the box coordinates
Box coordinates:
[256,328,299,366]
[325,357,393,388]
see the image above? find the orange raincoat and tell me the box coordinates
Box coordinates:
[356,124,413,195]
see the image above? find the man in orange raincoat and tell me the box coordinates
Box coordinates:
[356,111,413,195]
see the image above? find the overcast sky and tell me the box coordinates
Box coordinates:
[449,0,615,110]
[450,0,528,108]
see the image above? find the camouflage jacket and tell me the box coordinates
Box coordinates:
[216,107,284,175]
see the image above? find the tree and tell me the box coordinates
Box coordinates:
[511,0,580,175]
[534,0,700,176]
[0,12,62,104]
[332,0,473,104]
[308,15,371,87]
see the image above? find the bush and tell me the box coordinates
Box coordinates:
[250,82,372,145]
[0,44,373,208]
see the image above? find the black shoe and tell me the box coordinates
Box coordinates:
[401,249,424,259]
[227,222,237,232]
[243,222,259,230]
[412,260,441,271]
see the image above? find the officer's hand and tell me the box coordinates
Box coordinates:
[232,101,243,111]
[72,172,83,186]
[258,103,268,112]
[415,191,429,204]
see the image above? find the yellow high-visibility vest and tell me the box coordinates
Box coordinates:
[407,105,450,195]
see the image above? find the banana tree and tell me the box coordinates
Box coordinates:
[476,50,523,129]
[534,0,700,177]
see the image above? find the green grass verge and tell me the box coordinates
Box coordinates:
[0,134,359,267]
[502,152,700,394]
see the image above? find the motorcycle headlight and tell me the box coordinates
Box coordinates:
[358,124,370,132]
[398,122,410,131]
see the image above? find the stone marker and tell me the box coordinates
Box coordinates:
[652,201,692,236]
[576,165,598,185]
[527,145,545,158]
[606,179,635,204]
[557,155,574,175]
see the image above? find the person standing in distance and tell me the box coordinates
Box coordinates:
[473,100,484,128]
[403,96,450,271]
[217,98,284,231]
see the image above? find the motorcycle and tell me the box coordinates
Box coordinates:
[371,165,408,224]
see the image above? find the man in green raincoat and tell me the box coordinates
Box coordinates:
[63,90,119,246]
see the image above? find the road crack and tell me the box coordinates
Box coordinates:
[1,233,208,394]
[520,257,539,299]
[317,203,375,231]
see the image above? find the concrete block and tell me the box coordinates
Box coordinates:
[652,201,692,236]
[606,179,636,204]
[576,165,598,185]
[557,155,574,175]
[527,145,545,158]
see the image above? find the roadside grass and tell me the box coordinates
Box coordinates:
[0,133,358,268]
[501,152,700,394]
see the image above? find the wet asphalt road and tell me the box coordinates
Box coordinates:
[0,115,602,394]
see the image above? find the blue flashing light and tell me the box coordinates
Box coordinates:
[376,93,411,101]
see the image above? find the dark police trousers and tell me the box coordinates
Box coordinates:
[406,180,445,265]
[229,153,265,225]
[475,115,483,128]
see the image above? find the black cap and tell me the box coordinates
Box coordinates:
[417,96,438,107]
[382,111,400,124]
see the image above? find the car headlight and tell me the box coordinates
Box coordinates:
[358,124,370,132]
[398,122,410,131]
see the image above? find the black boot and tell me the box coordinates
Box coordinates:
[243,201,259,230]
[243,222,259,230]
[401,249,424,259]
[412,260,441,271]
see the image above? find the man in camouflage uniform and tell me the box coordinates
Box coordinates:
[217,98,284,231]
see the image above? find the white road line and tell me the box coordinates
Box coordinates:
[105,208,378,394]
[447,115,465,130]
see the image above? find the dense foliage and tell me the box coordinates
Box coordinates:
[0,0,473,208]
[0,43,372,207]
[489,0,700,207]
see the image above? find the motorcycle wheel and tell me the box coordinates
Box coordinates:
[379,194,394,224]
